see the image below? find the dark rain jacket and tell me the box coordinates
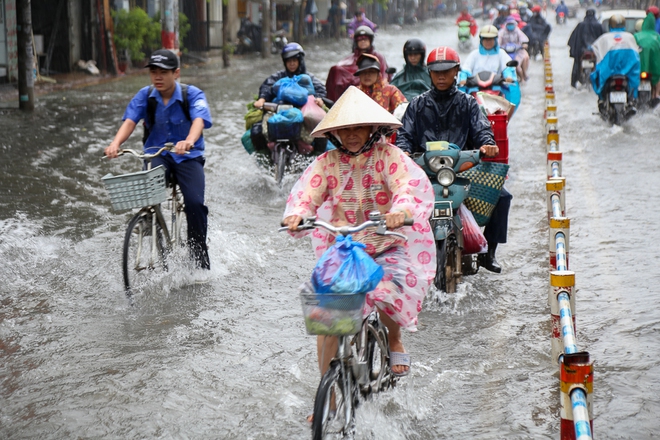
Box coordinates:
[395,84,495,154]
[523,14,552,43]
[634,13,660,84]
[567,14,604,59]
[258,59,327,101]
[390,63,432,101]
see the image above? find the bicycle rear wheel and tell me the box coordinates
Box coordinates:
[312,360,354,440]
[122,211,167,294]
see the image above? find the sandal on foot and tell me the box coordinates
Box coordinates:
[389,351,411,377]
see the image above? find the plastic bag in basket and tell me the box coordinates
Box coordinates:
[312,235,384,294]
[273,77,309,106]
[458,204,487,255]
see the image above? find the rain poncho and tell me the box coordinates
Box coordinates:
[325,49,390,101]
[590,30,641,98]
[395,85,495,154]
[358,78,407,113]
[522,14,552,44]
[634,14,660,85]
[567,13,604,59]
[390,62,432,101]
[460,44,516,82]
[284,144,435,331]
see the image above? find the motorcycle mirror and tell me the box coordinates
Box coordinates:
[386,67,397,75]
[506,60,519,68]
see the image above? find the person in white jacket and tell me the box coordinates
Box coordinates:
[459,25,516,85]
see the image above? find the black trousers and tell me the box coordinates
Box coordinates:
[571,58,581,87]
[484,186,512,245]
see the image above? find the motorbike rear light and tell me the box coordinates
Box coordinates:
[614,78,625,87]
[641,72,649,80]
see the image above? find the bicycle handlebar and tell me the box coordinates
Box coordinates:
[279,213,413,241]
[102,142,178,160]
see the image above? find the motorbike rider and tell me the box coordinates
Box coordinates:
[283,86,436,383]
[390,38,433,101]
[460,25,516,86]
[634,13,660,103]
[646,6,660,34]
[554,0,569,23]
[567,8,604,88]
[355,53,407,113]
[493,4,510,29]
[456,7,479,36]
[395,47,510,273]
[254,43,326,109]
[325,25,391,101]
[346,8,377,38]
[522,5,552,57]
[590,14,641,113]
[499,16,530,81]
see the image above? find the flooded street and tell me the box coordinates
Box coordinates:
[1,13,659,439]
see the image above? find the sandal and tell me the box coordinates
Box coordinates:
[389,351,411,377]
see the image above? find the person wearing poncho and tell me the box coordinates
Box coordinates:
[390,38,433,101]
[355,53,407,113]
[634,13,660,101]
[282,86,435,378]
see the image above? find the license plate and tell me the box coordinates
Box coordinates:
[609,91,627,103]
[639,81,652,91]
[581,60,594,68]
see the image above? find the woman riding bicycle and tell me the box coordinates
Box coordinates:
[282,86,435,380]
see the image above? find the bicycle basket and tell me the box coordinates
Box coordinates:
[102,165,168,212]
[300,291,366,336]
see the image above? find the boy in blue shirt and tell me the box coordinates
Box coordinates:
[105,49,213,270]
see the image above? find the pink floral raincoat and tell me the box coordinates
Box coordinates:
[284,141,436,331]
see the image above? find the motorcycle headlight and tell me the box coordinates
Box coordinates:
[428,155,453,173]
[436,168,456,187]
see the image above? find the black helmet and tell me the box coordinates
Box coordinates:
[609,14,625,29]
[403,38,426,61]
[281,42,305,60]
[354,25,375,41]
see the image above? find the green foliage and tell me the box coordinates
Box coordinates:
[112,7,160,63]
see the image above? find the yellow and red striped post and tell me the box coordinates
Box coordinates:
[549,270,576,362]
[560,352,594,440]
[548,151,563,179]
[546,178,566,219]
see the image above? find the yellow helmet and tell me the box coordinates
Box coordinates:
[635,18,644,32]
[480,25,499,38]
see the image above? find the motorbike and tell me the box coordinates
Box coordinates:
[270,29,289,55]
[556,11,566,24]
[636,71,654,110]
[236,18,262,54]
[579,49,596,91]
[458,61,521,115]
[527,39,543,60]
[597,75,636,126]
[412,143,483,293]
[457,20,473,52]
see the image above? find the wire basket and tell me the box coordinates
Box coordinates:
[102,166,168,212]
[300,291,366,336]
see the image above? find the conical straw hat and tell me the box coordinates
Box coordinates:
[311,86,402,138]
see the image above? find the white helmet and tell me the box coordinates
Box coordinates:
[480,25,499,38]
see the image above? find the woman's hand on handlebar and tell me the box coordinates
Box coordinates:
[104,143,121,159]
[480,144,499,157]
[282,215,303,231]
[385,211,407,229]
[254,98,266,109]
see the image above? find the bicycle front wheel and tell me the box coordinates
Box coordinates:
[312,360,354,440]
[122,211,167,294]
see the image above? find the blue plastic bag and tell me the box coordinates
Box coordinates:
[312,236,384,294]
[295,74,316,96]
[274,77,310,106]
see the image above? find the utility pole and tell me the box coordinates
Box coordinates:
[222,0,230,67]
[161,0,179,52]
[16,0,34,111]
[262,0,271,57]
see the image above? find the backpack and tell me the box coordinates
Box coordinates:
[142,83,191,145]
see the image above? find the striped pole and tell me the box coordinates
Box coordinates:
[549,218,570,269]
[546,178,566,219]
[549,271,576,362]
[560,352,594,440]
[545,104,557,122]
[546,91,556,107]
[546,116,558,133]
[548,151,562,179]
[547,131,560,152]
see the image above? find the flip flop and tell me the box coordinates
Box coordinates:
[389,351,411,377]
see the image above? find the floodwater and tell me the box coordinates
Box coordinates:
[1,12,659,440]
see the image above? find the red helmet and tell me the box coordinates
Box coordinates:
[531,5,542,12]
[427,46,460,71]
[647,6,660,18]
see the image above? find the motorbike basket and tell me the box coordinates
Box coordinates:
[458,162,509,226]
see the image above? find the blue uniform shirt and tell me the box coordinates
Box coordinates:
[123,82,213,163]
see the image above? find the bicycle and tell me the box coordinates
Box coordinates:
[280,213,412,439]
[102,143,187,295]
